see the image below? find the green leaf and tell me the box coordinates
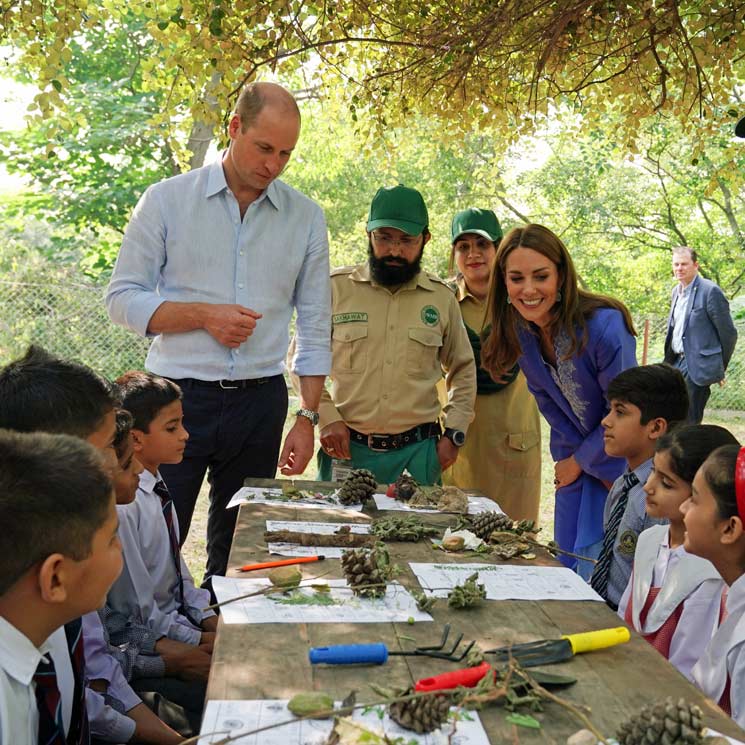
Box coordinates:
[51,79,62,92]
[505,713,541,729]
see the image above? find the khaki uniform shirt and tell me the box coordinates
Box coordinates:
[319,264,476,435]
[438,276,541,521]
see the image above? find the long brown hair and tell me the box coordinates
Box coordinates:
[480,224,636,379]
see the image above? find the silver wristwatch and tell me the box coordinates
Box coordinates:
[296,408,319,426]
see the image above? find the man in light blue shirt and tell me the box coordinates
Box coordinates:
[106,82,331,586]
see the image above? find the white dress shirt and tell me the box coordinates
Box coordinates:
[692,572,745,726]
[0,619,72,745]
[670,282,692,354]
[107,469,214,646]
[617,525,724,680]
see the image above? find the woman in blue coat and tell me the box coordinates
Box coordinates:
[481,224,637,577]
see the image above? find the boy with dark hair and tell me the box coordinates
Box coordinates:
[0,345,117,448]
[0,346,186,743]
[590,363,689,609]
[0,430,121,745]
[109,371,215,718]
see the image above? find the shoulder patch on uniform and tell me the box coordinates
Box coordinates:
[330,265,357,277]
[617,530,638,556]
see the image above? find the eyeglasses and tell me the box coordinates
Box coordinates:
[371,232,421,249]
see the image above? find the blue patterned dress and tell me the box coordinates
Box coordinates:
[516,307,637,569]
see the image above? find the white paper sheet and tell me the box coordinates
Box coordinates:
[227,486,363,511]
[409,562,604,602]
[265,520,370,534]
[373,492,501,515]
[266,520,372,558]
[703,729,745,745]
[212,576,434,624]
[199,699,490,745]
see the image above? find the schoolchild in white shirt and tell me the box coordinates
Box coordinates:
[0,345,186,743]
[684,444,745,726]
[618,425,738,679]
[0,430,121,745]
[108,372,215,702]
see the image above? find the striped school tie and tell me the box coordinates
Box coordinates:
[590,472,639,600]
[35,618,89,745]
[153,479,201,627]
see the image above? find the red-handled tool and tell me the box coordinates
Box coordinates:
[415,662,493,693]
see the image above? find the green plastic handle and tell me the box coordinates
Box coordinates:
[562,626,630,655]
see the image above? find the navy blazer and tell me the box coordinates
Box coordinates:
[664,274,738,386]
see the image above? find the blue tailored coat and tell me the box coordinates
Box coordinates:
[664,274,738,387]
[517,307,637,566]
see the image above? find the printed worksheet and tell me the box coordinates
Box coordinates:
[199,699,490,745]
[211,576,434,624]
[227,486,363,511]
[266,519,371,559]
[373,493,501,515]
[409,562,604,602]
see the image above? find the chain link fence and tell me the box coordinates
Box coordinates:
[1,278,743,411]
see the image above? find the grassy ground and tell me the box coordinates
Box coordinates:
[181,401,745,584]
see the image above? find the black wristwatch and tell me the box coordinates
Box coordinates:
[443,427,466,447]
[295,408,319,426]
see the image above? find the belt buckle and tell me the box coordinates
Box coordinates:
[219,379,239,390]
[367,433,389,452]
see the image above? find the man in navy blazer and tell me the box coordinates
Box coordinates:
[663,247,738,423]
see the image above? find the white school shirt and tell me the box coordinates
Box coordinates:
[0,619,72,745]
[692,572,745,727]
[617,525,724,681]
[107,468,214,646]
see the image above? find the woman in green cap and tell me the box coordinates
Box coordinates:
[440,208,542,522]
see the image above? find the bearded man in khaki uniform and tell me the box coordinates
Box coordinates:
[317,185,477,485]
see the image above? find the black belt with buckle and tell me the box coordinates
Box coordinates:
[349,422,441,452]
[170,375,277,390]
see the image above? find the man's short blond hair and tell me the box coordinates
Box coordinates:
[234,82,300,131]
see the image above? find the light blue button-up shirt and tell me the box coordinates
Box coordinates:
[106,158,331,380]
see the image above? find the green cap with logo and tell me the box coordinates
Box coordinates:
[367,184,429,236]
[450,207,503,243]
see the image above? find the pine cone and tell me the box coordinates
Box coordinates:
[393,472,419,501]
[337,469,378,505]
[616,698,704,745]
[470,511,513,541]
[389,690,451,733]
[340,546,389,598]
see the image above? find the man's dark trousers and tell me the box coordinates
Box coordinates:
[671,354,710,424]
[160,375,287,588]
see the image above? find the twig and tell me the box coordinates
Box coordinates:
[526,675,609,744]
[522,538,598,565]
[202,571,331,612]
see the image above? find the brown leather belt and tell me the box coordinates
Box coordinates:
[348,422,441,452]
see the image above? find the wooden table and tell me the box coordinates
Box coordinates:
[206,479,745,742]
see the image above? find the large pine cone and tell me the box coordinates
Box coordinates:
[616,698,704,745]
[470,511,513,541]
[389,690,451,733]
[393,472,419,501]
[340,547,388,598]
[337,469,378,505]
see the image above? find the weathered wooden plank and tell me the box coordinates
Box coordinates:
[205,480,745,743]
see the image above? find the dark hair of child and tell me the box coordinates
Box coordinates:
[115,371,182,433]
[607,363,689,426]
[702,444,742,520]
[655,425,740,485]
[113,409,134,460]
[0,345,117,439]
[0,428,113,595]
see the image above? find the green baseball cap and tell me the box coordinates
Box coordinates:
[450,208,503,243]
[367,184,429,236]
